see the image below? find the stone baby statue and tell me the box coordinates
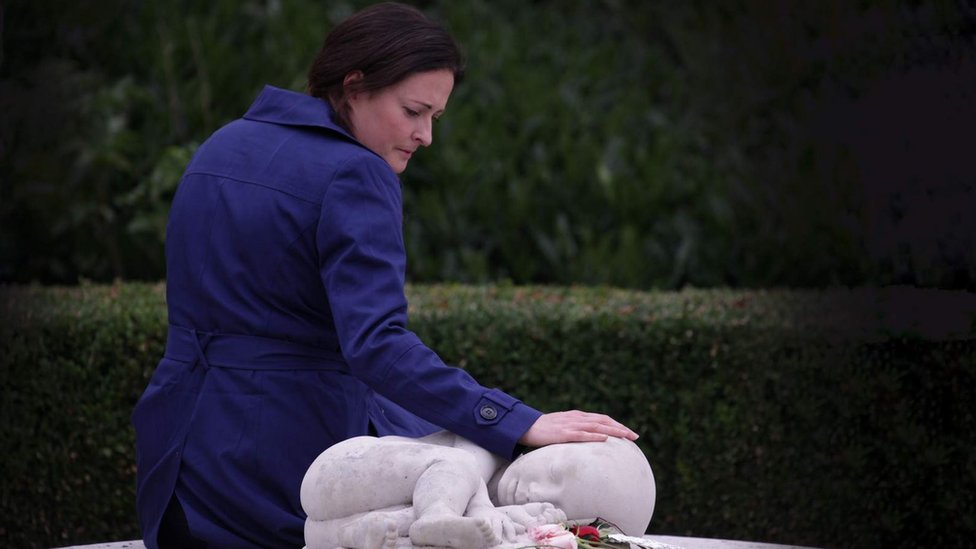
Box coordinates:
[301,432,562,548]
[300,432,655,549]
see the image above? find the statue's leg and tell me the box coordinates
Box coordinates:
[305,507,412,549]
[408,460,499,548]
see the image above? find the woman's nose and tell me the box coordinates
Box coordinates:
[413,119,433,147]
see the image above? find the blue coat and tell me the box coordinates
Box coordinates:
[132,85,542,549]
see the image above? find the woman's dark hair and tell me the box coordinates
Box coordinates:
[306,2,465,131]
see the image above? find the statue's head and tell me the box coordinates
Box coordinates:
[490,437,656,535]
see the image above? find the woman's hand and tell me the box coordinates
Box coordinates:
[517,410,639,447]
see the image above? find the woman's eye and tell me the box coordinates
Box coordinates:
[404,107,419,117]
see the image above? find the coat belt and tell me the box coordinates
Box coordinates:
[164,324,349,372]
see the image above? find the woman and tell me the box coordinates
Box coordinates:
[132,3,637,548]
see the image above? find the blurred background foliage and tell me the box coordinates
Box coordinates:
[1,0,974,288]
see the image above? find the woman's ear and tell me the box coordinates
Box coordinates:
[342,71,365,99]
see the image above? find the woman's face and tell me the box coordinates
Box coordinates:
[346,69,454,174]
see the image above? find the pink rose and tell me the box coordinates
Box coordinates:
[529,524,577,549]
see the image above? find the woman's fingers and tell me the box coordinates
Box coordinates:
[517,410,639,447]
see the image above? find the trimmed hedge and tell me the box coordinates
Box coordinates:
[6,1,975,288]
[1,283,974,548]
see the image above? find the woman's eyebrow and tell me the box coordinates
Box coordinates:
[402,96,433,109]
[404,98,446,117]
[406,99,445,112]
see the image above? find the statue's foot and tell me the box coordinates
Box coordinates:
[338,514,399,549]
[362,518,398,549]
[409,515,499,548]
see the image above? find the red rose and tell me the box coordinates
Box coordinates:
[569,524,602,541]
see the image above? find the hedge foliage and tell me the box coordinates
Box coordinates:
[2,283,975,548]
[4,0,974,288]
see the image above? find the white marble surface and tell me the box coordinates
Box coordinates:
[647,534,818,549]
[53,535,820,549]
[53,543,145,549]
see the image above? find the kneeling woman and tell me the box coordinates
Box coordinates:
[132,3,637,548]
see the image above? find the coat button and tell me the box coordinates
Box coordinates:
[479,405,498,420]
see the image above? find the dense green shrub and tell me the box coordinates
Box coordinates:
[3,0,973,288]
[2,283,974,548]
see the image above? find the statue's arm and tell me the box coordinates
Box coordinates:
[493,502,567,528]
[464,480,522,541]
[414,430,510,483]
[464,480,566,541]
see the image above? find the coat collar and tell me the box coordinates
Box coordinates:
[243,85,358,143]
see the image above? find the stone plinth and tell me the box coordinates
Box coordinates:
[53,535,820,549]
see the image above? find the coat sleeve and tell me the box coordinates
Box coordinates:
[316,155,542,458]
